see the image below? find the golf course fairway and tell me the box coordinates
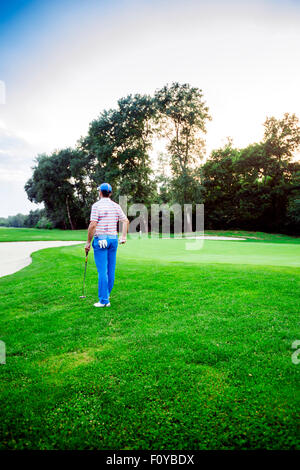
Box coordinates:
[0,229,299,449]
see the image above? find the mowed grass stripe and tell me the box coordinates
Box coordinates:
[119,238,300,267]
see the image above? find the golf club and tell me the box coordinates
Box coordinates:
[80,252,89,298]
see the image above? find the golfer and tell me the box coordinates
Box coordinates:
[85,183,129,307]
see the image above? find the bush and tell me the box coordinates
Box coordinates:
[286,197,300,234]
[24,209,45,227]
[35,216,53,229]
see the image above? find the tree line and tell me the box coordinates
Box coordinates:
[17,82,300,234]
[0,209,52,229]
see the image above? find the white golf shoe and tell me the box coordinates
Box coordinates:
[94,302,111,308]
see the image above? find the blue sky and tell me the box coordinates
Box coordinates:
[0,0,300,216]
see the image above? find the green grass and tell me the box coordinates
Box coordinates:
[203,230,300,244]
[0,227,299,243]
[0,232,299,449]
[0,227,86,242]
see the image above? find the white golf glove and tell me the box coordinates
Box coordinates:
[98,239,108,249]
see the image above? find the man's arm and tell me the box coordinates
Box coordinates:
[85,221,97,254]
[119,218,129,244]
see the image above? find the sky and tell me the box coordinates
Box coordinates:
[0,0,300,217]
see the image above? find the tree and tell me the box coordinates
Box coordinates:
[24,209,46,227]
[260,113,300,231]
[201,141,241,228]
[25,149,87,229]
[154,82,211,204]
[202,114,300,234]
[263,113,300,161]
[6,213,27,227]
[80,93,157,205]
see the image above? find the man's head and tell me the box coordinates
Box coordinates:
[97,182,112,198]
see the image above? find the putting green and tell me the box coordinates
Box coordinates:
[118,238,300,267]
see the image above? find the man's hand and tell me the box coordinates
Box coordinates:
[120,218,129,244]
[86,221,97,255]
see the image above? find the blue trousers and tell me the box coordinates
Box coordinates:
[92,235,118,304]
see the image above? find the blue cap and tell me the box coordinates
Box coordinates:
[97,182,112,192]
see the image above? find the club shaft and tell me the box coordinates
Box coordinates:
[82,256,88,296]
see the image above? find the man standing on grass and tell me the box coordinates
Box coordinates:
[85,183,129,308]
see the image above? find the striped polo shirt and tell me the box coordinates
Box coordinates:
[90,198,127,235]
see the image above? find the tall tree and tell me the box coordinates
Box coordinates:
[80,93,157,205]
[262,113,300,230]
[263,113,300,161]
[154,82,211,204]
[201,141,241,228]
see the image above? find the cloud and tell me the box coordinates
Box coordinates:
[0,125,41,216]
[0,126,36,181]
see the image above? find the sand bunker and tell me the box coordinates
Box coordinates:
[0,241,84,278]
